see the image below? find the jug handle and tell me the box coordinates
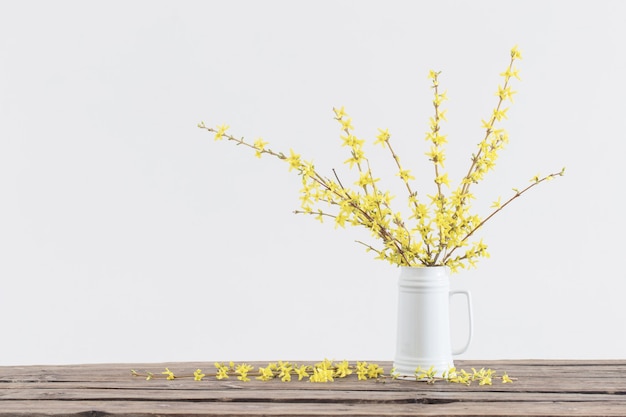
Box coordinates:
[450,290,473,355]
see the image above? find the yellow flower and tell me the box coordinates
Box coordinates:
[415,365,436,381]
[214,363,230,380]
[430,134,447,146]
[426,147,446,166]
[510,45,523,60]
[474,368,495,386]
[367,363,385,379]
[286,149,302,171]
[295,365,310,381]
[355,362,366,380]
[492,107,509,121]
[161,368,175,380]
[340,134,364,148]
[344,149,365,168]
[277,361,293,382]
[434,91,448,105]
[256,366,275,381]
[253,138,269,158]
[214,124,229,141]
[235,363,254,382]
[502,373,513,383]
[310,364,334,383]
[333,106,347,118]
[334,361,353,378]
[496,85,517,102]
[397,169,415,182]
[435,173,450,187]
[340,117,354,131]
[500,67,521,80]
[374,128,390,146]
[193,369,205,381]
[491,197,502,209]
[428,70,440,84]
[356,172,379,187]
[481,119,493,131]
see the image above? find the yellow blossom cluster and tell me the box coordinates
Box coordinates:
[198,46,564,272]
[131,361,514,385]
[416,365,513,386]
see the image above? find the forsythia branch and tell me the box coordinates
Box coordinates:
[198,46,564,272]
[131,360,515,385]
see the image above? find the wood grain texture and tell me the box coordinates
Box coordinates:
[1,360,625,416]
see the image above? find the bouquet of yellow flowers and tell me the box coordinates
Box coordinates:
[198,46,563,272]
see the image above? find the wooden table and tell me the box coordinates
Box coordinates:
[1,360,625,416]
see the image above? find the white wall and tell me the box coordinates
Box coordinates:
[1,0,624,366]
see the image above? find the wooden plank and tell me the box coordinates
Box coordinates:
[1,400,626,417]
[1,361,625,416]
[3,360,626,382]
[4,373,625,394]
[3,377,625,395]
[3,363,624,383]
[2,387,626,404]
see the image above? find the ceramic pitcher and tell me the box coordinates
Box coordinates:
[393,266,473,376]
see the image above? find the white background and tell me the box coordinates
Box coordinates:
[1,0,625,366]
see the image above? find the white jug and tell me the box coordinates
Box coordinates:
[393,266,473,376]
